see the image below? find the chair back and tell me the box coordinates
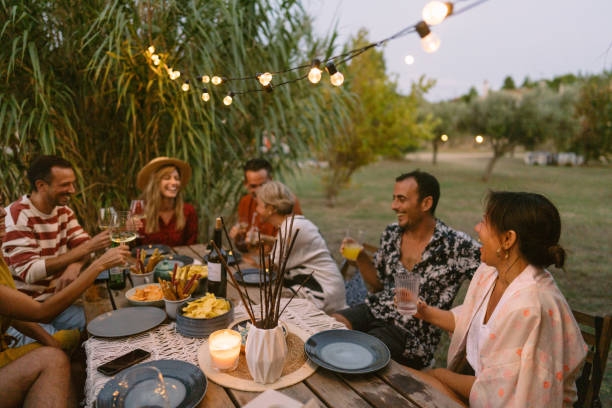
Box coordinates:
[572,310,612,408]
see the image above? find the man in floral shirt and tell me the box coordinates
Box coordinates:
[333,170,480,369]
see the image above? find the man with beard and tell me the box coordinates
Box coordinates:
[2,155,111,345]
[332,170,480,369]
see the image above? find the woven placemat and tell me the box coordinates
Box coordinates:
[198,323,317,391]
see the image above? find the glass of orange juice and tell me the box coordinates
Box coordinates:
[342,230,363,261]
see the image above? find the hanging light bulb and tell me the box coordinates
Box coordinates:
[325,62,344,87]
[404,55,415,65]
[147,45,155,54]
[475,135,484,144]
[258,72,273,86]
[223,92,234,106]
[181,80,190,92]
[153,57,160,66]
[211,76,222,85]
[416,21,441,53]
[201,88,210,102]
[441,134,448,142]
[201,75,210,83]
[308,60,322,84]
[422,1,453,26]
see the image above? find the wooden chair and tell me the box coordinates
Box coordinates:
[573,310,612,408]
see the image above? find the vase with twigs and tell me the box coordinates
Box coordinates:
[212,215,313,384]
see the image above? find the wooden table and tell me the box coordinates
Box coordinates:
[82,244,462,408]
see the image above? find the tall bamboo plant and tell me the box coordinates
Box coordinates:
[0,0,351,237]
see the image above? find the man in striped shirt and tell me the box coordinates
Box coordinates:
[2,155,111,346]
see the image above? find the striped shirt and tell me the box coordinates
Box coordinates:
[1,195,90,299]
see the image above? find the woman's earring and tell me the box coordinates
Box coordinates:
[504,250,509,259]
[496,247,503,258]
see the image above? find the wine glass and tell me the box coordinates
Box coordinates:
[110,211,138,245]
[98,207,116,231]
[129,200,145,237]
[113,366,170,408]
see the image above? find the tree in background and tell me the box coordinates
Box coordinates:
[573,74,612,162]
[320,29,435,206]
[0,0,349,236]
[425,100,469,164]
[502,75,516,90]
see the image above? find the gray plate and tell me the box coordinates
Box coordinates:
[87,307,166,338]
[304,329,390,374]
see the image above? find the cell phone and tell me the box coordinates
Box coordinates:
[96,349,151,376]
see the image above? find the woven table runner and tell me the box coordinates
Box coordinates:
[83,298,346,407]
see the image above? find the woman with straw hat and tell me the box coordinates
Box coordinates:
[136,157,198,246]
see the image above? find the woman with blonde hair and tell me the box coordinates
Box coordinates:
[256,181,346,313]
[136,157,198,246]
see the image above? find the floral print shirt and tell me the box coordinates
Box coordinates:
[366,219,481,367]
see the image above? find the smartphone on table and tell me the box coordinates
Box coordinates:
[97,349,151,376]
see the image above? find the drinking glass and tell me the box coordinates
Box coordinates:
[342,230,364,261]
[394,273,420,317]
[129,200,145,238]
[113,366,170,408]
[110,211,138,245]
[98,207,116,231]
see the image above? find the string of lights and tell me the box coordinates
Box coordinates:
[144,0,492,105]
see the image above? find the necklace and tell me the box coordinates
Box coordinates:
[498,256,521,285]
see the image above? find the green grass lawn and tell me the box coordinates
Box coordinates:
[285,155,612,405]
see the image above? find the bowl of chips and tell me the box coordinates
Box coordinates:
[175,293,234,338]
[125,283,164,307]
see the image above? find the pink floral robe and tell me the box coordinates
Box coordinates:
[447,264,587,407]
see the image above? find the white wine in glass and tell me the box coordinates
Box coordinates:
[110,211,138,244]
[98,207,116,231]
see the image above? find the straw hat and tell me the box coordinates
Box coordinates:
[136,157,192,190]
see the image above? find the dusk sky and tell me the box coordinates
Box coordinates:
[304,0,612,101]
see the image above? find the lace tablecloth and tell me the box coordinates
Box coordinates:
[83,298,346,407]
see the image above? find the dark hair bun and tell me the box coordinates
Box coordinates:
[547,245,566,268]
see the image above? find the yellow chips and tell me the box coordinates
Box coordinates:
[130,285,163,301]
[182,293,230,319]
[175,264,208,281]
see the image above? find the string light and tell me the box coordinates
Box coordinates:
[153,57,160,66]
[181,80,190,92]
[258,72,273,86]
[416,21,441,53]
[147,45,155,54]
[404,55,415,65]
[475,135,484,144]
[325,62,344,87]
[441,134,448,142]
[201,88,210,102]
[223,92,234,106]
[308,60,322,84]
[422,1,453,26]
[211,76,223,86]
[200,75,210,83]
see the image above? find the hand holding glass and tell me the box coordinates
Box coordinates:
[341,230,363,261]
[394,273,420,317]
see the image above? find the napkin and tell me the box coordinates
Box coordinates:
[243,390,319,408]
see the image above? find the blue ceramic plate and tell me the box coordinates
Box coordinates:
[304,330,390,374]
[131,244,172,257]
[87,307,166,338]
[96,359,207,408]
[233,268,276,286]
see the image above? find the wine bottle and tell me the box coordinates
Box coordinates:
[207,217,227,297]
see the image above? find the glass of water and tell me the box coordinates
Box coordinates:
[394,273,420,317]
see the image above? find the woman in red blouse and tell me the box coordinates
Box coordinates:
[136,157,198,246]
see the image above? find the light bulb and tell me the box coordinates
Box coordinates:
[330,72,344,87]
[181,81,190,92]
[201,89,210,102]
[153,58,160,66]
[211,76,222,85]
[404,55,415,65]
[201,75,210,83]
[258,72,273,86]
[422,1,452,26]
[441,134,448,142]
[147,45,155,54]
[174,71,181,80]
[223,93,233,106]
[151,54,159,61]
[308,67,322,83]
[475,135,484,144]
[421,32,441,53]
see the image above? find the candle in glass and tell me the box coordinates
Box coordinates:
[209,329,241,371]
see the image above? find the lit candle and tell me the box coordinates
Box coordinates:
[209,329,241,371]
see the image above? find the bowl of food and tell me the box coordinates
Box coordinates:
[125,283,164,307]
[176,294,233,338]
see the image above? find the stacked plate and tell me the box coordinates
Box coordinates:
[175,298,234,338]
